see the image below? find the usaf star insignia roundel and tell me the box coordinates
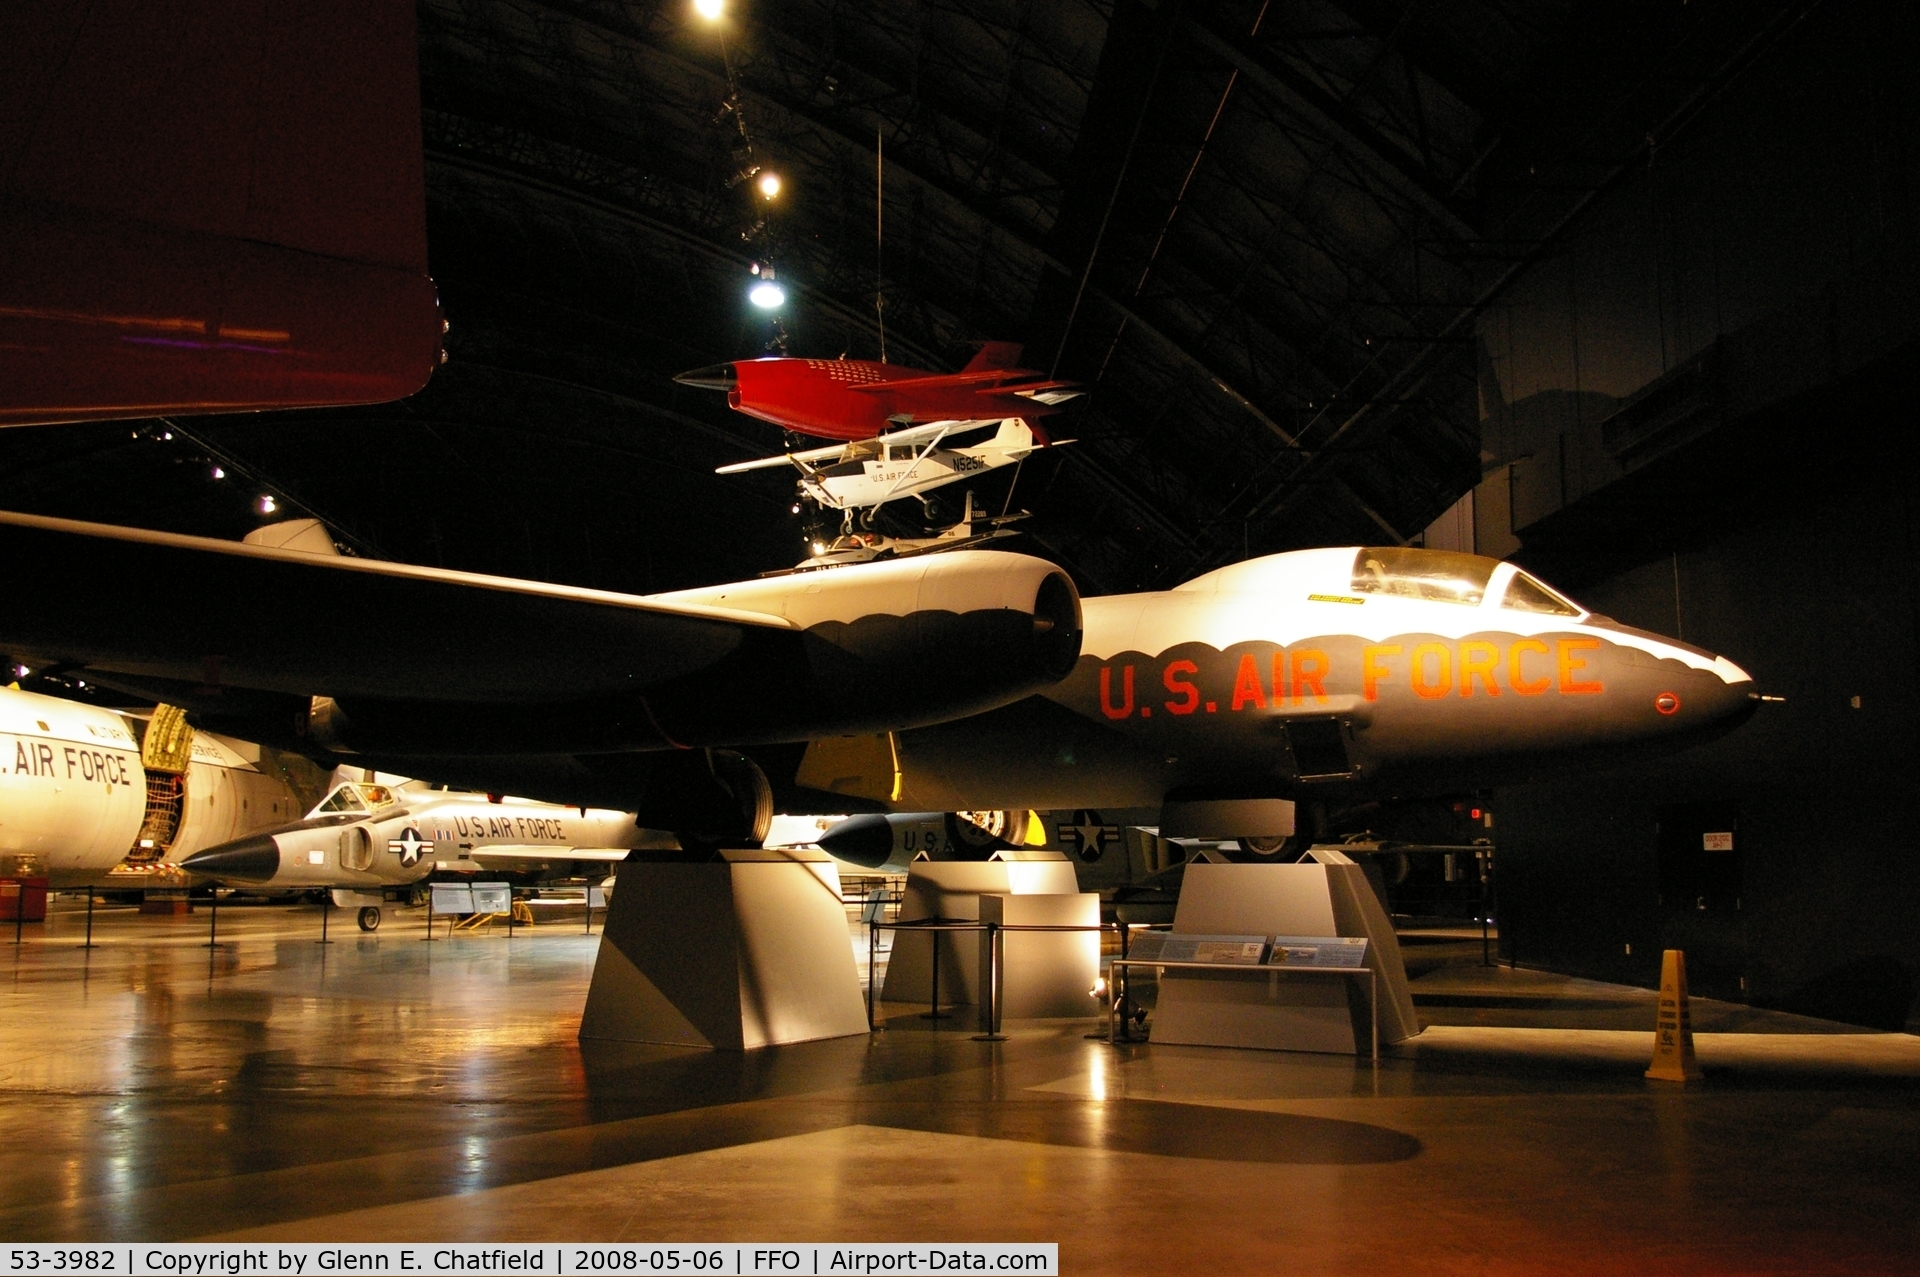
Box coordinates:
[388,826,430,867]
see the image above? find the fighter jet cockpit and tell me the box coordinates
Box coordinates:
[1351,547,1586,618]
[308,781,402,819]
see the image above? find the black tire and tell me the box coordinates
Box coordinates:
[357,906,381,932]
[1234,834,1311,860]
[710,750,774,846]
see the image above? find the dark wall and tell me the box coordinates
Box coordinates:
[1496,435,1920,1029]
[1474,5,1920,1030]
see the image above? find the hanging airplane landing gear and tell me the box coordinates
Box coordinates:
[357,906,381,932]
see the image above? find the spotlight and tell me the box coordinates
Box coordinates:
[811,541,826,556]
[257,494,277,515]
[692,0,723,20]
[757,171,782,199]
[210,466,225,480]
[161,430,173,441]
[749,280,786,309]
[790,503,801,514]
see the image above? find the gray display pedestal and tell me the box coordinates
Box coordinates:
[978,891,1102,1022]
[579,849,869,1050]
[880,852,1084,1009]
[1150,850,1419,1054]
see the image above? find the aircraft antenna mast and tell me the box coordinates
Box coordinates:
[876,126,887,363]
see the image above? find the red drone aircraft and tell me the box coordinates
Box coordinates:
[675,342,1081,442]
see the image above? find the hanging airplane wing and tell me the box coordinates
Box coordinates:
[0,510,1082,756]
[714,442,846,474]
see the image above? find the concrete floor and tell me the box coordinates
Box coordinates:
[2,898,1917,1274]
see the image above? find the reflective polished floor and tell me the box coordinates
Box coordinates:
[2,899,1917,1274]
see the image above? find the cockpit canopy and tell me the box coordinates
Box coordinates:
[1351,547,1583,617]
[312,782,400,816]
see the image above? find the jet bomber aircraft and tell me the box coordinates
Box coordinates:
[0,513,1759,852]
[794,545,1761,848]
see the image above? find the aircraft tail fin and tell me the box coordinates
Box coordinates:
[962,341,1025,373]
[1011,416,1049,446]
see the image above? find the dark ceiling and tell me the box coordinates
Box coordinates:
[0,0,1811,597]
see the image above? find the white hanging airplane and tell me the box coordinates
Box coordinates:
[714,418,1062,518]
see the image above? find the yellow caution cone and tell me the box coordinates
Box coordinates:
[1646,948,1704,1082]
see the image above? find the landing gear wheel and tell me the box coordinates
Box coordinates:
[947,810,1019,856]
[357,906,382,932]
[1237,833,1315,859]
[671,750,774,855]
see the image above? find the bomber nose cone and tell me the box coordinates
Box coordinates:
[674,363,738,391]
[182,835,281,884]
[815,813,895,869]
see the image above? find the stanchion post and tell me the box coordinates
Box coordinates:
[975,924,992,1037]
[867,920,877,1030]
[318,894,332,945]
[917,922,951,1021]
[204,890,219,948]
[80,888,96,950]
[426,890,435,944]
[12,884,22,946]
[1370,967,1379,1064]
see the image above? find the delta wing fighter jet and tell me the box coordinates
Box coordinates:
[717,419,1056,519]
[183,777,650,929]
[795,546,1763,851]
[676,342,1080,442]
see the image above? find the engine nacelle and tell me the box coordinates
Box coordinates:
[303,552,1082,756]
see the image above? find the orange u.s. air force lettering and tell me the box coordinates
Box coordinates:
[1095,639,1607,719]
[1361,637,1601,699]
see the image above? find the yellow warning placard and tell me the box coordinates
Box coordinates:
[1646,948,1704,1082]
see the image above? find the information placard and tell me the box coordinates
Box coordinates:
[471,882,512,914]
[1124,929,1170,962]
[1266,935,1369,967]
[1159,934,1269,965]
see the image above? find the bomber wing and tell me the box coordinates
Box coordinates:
[0,510,785,703]
[0,509,1081,758]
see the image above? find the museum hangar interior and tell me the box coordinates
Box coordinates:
[0,0,1916,1269]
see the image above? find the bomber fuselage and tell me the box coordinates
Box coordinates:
[858,547,1757,812]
